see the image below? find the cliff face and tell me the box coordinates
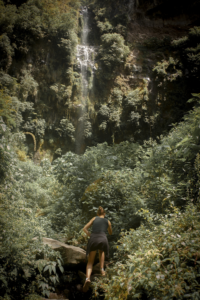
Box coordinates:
[0,0,200,161]
[125,0,200,44]
[86,0,200,145]
[129,0,200,25]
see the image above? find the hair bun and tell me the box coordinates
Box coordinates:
[97,206,105,216]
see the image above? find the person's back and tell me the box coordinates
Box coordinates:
[92,216,108,234]
[83,206,112,292]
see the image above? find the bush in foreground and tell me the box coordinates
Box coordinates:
[93,202,200,300]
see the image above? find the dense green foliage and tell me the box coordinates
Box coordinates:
[1,0,200,155]
[0,0,81,157]
[1,90,200,298]
[50,142,142,242]
[49,92,200,240]
[0,120,64,300]
[90,95,200,298]
[92,15,200,146]
[93,203,200,299]
[1,0,200,299]
[98,33,129,78]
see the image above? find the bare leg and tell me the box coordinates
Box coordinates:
[83,251,96,292]
[86,250,96,280]
[99,250,105,275]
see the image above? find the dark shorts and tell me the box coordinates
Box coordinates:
[86,232,109,259]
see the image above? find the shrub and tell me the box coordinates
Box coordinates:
[20,71,39,101]
[97,19,113,34]
[56,118,75,140]
[78,113,92,138]
[0,123,63,299]
[153,57,182,81]
[111,88,123,103]
[99,33,129,70]
[98,105,110,120]
[23,118,46,138]
[0,89,16,127]
[0,33,14,71]
[171,26,200,80]
[50,141,142,236]
[93,203,200,300]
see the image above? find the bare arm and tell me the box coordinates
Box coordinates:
[83,217,95,237]
[108,220,112,235]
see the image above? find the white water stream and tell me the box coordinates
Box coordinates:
[75,6,97,153]
[76,6,96,101]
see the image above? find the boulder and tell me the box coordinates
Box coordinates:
[63,289,70,298]
[92,261,109,274]
[78,270,86,283]
[44,290,69,299]
[43,299,68,300]
[42,296,68,300]
[48,293,62,299]
[34,237,86,265]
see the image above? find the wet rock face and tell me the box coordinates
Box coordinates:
[127,0,200,27]
[3,0,27,7]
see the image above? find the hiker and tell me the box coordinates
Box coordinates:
[82,206,112,292]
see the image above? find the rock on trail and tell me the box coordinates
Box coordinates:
[33,237,86,265]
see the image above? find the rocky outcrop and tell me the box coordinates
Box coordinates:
[34,237,86,265]
[126,0,200,28]
[46,291,69,299]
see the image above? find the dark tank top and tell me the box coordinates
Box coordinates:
[92,217,108,234]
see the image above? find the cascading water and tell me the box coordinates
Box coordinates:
[77,6,96,101]
[75,6,96,153]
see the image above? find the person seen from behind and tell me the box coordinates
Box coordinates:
[82,206,112,292]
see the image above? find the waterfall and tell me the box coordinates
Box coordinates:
[77,6,96,102]
[75,6,96,153]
